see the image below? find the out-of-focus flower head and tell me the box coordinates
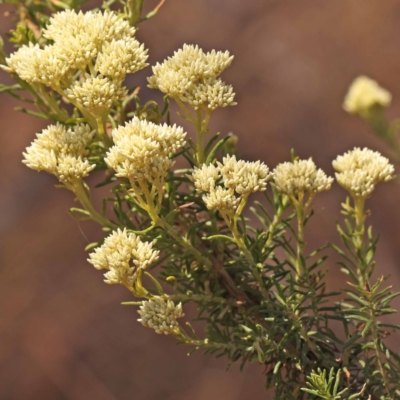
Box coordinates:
[343,76,391,118]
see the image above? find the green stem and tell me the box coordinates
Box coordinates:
[195,109,205,165]
[174,97,196,123]
[292,196,305,279]
[265,201,286,249]
[55,86,97,129]
[137,179,214,269]
[351,197,392,395]
[179,327,244,351]
[354,197,365,250]
[353,197,366,285]
[169,293,231,304]
[96,115,113,148]
[73,179,118,229]
[38,85,69,122]
[174,98,212,166]
[367,110,400,164]
[369,308,393,397]
[229,217,269,301]
[127,0,143,25]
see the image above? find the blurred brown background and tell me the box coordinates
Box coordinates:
[1,1,400,399]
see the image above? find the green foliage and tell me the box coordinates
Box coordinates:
[1,1,400,399]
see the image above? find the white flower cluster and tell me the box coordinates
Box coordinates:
[88,229,159,287]
[148,44,236,110]
[3,10,148,113]
[105,117,186,183]
[273,159,333,197]
[138,297,184,335]
[333,147,395,198]
[2,43,69,87]
[343,76,392,117]
[192,155,271,215]
[23,123,95,184]
[66,75,128,115]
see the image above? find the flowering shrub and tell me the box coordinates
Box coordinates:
[1,1,400,398]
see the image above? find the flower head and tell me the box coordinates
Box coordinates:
[56,155,96,183]
[273,159,333,196]
[343,76,392,117]
[95,38,148,81]
[66,75,127,115]
[203,186,240,214]
[2,44,69,87]
[192,155,270,215]
[218,155,271,195]
[333,147,395,198]
[88,228,159,287]
[44,10,136,54]
[191,164,220,192]
[4,10,147,92]
[181,78,236,110]
[148,44,235,110]
[105,117,186,182]
[138,297,184,335]
[23,123,95,183]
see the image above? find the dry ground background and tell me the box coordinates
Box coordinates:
[1,0,400,399]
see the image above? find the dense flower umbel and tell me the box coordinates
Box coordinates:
[105,117,186,182]
[192,155,271,215]
[218,155,271,195]
[95,38,148,81]
[2,10,148,115]
[273,159,333,196]
[333,147,395,198]
[181,77,236,111]
[343,76,392,117]
[148,44,236,110]
[3,44,69,87]
[88,229,159,287]
[22,123,95,184]
[66,75,128,115]
[138,297,184,335]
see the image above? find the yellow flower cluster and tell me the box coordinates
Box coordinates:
[343,76,391,117]
[333,147,395,198]
[3,10,148,115]
[23,123,95,184]
[88,228,159,287]
[148,44,236,110]
[192,155,271,216]
[105,117,186,184]
[273,159,333,197]
[138,297,184,335]
[66,75,128,115]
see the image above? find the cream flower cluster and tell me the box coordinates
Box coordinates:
[88,229,159,287]
[2,43,69,87]
[343,76,392,117]
[66,75,128,115]
[333,147,395,198]
[273,159,333,197]
[105,117,186,183]
[148,44,236,110]
[23,123,95,184]
[138,297,184,335]
[192,155,271,215]
[3,10,148,114]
